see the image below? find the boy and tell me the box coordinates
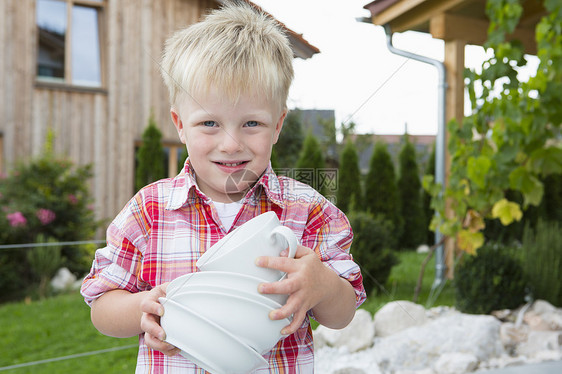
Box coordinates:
[81,2,365,372]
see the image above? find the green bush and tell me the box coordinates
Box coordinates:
[397,137,425,250]
[336,140,362,213]
[454,244,527,314]
[348,210,399,297]
[522,220,562,307]
[295,132,326,194]
[0,147,99,302]
[364,142,402,240]
[135,114,166,191]
[273,110,304,169]
[422,143,436,245]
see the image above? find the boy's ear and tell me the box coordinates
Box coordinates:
[171,108,186,144]
[272,109,288,144]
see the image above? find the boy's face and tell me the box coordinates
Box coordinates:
[171,87,286,203]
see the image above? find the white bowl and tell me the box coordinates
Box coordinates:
[167,290,290,354]
[166,271,288,305]
[171,284,283,310]
[196,212,297,282]
[159,297,268,373]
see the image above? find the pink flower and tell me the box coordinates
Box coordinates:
[36,208,56,225]
[7,212,27,227]
[68,194,79,205]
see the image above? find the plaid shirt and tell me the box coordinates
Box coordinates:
[81,160,366,374]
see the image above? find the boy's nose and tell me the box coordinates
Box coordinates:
[219,130,243,154]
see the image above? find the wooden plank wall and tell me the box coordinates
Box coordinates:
[0,0,218,228]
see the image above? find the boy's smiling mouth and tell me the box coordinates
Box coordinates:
[214,160,249,168]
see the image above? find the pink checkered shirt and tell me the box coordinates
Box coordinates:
[81,160,366,373]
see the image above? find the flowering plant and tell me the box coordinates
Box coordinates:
[0,151,100,301]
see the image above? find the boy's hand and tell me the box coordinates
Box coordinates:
[256,245,339,336]
[140,283,181,356]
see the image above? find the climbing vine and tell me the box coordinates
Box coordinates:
[424,0,562,254]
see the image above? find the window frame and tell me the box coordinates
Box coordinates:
[35,0,107,90]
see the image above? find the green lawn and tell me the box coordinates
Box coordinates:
[360,251,456,315]
[0,292,138,373]
[0,251,455,373]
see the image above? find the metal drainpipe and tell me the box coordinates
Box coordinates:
[382,24,447,293]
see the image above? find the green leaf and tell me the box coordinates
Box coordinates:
[491,198,523,225]
[528,147,562,176]
[509,167,544,207]
[467,156,492,189]
[457,229,484,255]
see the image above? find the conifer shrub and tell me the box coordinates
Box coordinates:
[454,244,527,314]
[295,133,326,194]
[422,143,436,245]
[364,142,402,239]
[347,210,399,297]
[135,114,166,191]
[337,140,362,213]
[273,110,303,169]
[397,138,425,250]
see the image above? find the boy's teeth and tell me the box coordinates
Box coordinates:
[222,162,243,167]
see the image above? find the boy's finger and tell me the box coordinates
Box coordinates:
[293,245,313,259]
[145,332,178,355]
[255,255,294,272]
[140,298,164,316]
[279,310,306,336]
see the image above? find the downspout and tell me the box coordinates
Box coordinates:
[382,24,447,295]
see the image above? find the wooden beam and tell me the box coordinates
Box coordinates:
[371,0,427,27]
[373,0,467,32]
[444,39,466,279]
[430,13,537,54]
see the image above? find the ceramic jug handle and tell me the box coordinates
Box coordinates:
[271,226,297,259]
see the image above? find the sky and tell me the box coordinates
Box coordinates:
[251,0,495,136]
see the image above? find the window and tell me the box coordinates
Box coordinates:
[36,0,105,87]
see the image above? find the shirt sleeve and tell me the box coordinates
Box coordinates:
[300,200,367,309]
[80,192,150,306]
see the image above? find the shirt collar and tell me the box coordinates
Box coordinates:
[166,159,285,210]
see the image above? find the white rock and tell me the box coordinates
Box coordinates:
[372,313,504,372]
[374,300,427,337]
[50,267,77,291]
[530,300,557,315]
[433,352,478,374]
[333,368,367,374]
[314,346,382,374]
[516,330,562,356]
[314,309,375,352]
[539,311,562,331]
[500,322,529,349]
[395,369,435,374]
[416,245,430,254]
[528,349,562,363]
[480,354,527,370]
[524,311,552,331]
[426,306,459,321]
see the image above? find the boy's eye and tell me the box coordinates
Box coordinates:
[202,121,217,127]
[244,121,259,127]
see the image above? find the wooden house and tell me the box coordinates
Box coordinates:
[0,0,319,226]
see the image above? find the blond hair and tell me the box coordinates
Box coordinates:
[161,1,294,111]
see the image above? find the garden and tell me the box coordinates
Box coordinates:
[1,0,561,372]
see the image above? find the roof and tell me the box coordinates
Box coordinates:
[363,0,545,53]
[215,0,320,59]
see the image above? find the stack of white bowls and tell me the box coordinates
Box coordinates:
[159,212,298,374]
